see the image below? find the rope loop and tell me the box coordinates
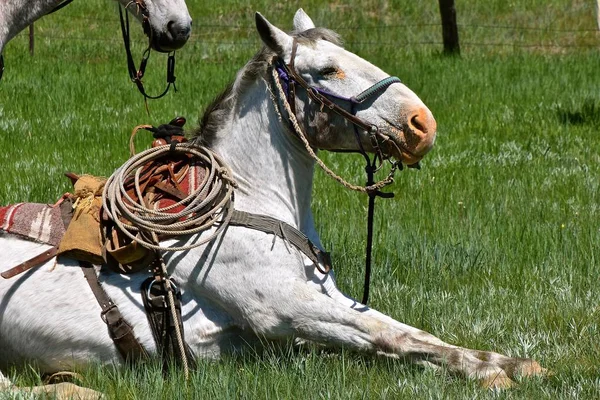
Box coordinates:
[103,141,236,253]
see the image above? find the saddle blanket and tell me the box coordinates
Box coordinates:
[0,202,66,246]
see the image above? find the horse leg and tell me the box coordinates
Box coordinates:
[1,372,102,399]
[1,369,104,399]
[23,383,105,399]
[223,274,541,389]
[312,271,546,384]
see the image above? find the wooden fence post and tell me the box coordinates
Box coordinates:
[438,0,460,55]
[29,23,34,56]
[596,0,600,31]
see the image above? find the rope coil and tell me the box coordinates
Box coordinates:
[102,141,236,253]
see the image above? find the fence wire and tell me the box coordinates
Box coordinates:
[10,19,600,51]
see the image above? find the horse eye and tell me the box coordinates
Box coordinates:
[319,67,339,77]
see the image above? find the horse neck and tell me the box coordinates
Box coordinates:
[0,0,63,53]
[211,77,316,230]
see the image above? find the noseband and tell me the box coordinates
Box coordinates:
[272,38,409,305]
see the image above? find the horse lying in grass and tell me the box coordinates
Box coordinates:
[0,0,192,79]
[0,8,546,398]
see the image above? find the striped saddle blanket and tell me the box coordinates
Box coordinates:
[0,202,67,247]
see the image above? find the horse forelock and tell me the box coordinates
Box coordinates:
[191,27,342,145]
[294,28,343,47]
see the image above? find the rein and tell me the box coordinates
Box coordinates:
[47,0,75,15]
[118,4,177,103]
[272,39,404,304]
[0,0,178,101]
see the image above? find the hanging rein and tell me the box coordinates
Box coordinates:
[0,0,177,103]
[118,2,177,102]
[272,38,408,305]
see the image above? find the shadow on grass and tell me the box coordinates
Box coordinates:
[556,98,600,126]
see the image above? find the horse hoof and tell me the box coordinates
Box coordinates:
[511,359,550,379]
[28,382,105,400]
[480,371,515,390]
[519,360,547,376]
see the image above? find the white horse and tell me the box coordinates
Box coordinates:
[0,0,192,77]
[0,9,545,398]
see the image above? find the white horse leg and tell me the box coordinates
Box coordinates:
[310,270,545,385]
[212,262,539,389]
[1,370,104,399]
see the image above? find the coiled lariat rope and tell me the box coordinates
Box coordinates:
[269,65,397,195]
[102,140,237,253]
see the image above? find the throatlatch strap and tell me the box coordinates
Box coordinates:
[80,262,148,362]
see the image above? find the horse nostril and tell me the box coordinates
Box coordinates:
[167,21,176,38]
[167,20,192,42]
[408,109,435,137]
[410,114,426,136]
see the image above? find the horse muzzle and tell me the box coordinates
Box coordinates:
[381,107,437,165]
[150,19,192,52]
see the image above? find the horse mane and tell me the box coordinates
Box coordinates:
[191,27,342,145]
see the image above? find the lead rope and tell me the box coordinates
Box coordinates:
[269,66,397,195]
[150,233,190,379]
[102,139,236,252]
[270,66,398,305]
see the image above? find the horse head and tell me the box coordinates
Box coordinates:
[256,9,437,166]
[121,0,192,52]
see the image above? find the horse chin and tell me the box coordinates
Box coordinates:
[390,147,423,166]
[150,32,189,53]
[377,132,425,166]
[397,151,423,166]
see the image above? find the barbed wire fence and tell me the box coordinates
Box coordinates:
[16,26,599,50]
[15,3,600,57]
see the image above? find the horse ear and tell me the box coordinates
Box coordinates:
[293,8,315,31]
[255,12,293,55]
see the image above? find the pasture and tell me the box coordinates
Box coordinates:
[0,0,598,398]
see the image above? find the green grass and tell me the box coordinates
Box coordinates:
[1,0,599,398]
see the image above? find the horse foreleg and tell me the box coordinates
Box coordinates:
[244,278,544,389]
[312,269,547,385]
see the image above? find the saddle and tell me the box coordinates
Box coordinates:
[64,121,199,274]
[1,117,331,368]
[1,118,195,278]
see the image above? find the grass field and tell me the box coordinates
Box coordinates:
[1,0,599,398]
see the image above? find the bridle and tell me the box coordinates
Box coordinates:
[273,38,407,305]
[0,0,177,102]
[118,1,177,102]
